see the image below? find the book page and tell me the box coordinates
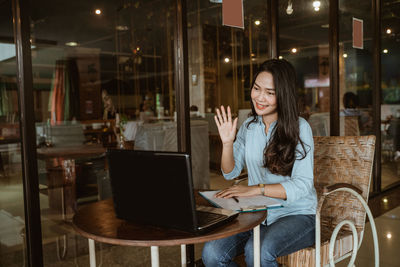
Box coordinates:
[199,190,282,211]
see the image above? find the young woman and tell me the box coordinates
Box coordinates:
[202,59,317,267]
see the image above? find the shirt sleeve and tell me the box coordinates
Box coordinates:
[221,123,247,180]
[280,120,315,204]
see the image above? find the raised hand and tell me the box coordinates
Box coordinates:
[214,105,238,145]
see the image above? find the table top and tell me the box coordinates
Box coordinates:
[72,197,267,247]
[37,144,106,159]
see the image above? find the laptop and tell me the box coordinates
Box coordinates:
[107,149,239,233]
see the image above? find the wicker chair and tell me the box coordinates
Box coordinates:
[232,136,379,266]
[276,135,379,267]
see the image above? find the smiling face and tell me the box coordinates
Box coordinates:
[251,71,278,124]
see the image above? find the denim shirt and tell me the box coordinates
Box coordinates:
[222,116,317,225]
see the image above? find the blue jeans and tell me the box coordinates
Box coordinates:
[202,214,315,267]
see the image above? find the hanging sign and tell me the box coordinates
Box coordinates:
[222,0,244,29]
[352,18,363,49]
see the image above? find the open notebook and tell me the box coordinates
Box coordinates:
[199,190,283,212]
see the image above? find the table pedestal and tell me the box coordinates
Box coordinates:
[86,224,261,267]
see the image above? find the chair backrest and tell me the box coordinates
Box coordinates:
[313,135,375,232]
[339,116,360,136]
[308,112,330,136]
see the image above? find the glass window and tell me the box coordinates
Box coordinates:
[339,0,374,137]
[186,0,271,190]
[31,1,178,265]
[0,1,27,265]
[381,0,400,189]
[279,0,330,136]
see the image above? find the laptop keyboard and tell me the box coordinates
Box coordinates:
[196,210,228,227]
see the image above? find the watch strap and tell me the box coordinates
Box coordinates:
[259,184,265,196]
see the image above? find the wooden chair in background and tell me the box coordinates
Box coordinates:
[341,116,360,136]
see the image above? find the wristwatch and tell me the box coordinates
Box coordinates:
[259,184,265,196]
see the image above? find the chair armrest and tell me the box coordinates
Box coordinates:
[322,183,362,195]
[315,184,379,267]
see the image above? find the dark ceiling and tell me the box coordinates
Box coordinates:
[0,0,399,56]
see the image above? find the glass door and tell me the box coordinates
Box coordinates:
[338,0,374,138]
[279,0,330,137]
[30,0,179,265]
[186,0,272,191]
[381,0,400,190]
[0,0,28,265]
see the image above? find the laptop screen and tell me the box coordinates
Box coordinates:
[107,149,198,232]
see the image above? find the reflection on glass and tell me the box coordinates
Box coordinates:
[31,0,178,265]
[279,0,330,136]
[0,1,26,266]
[381,0,400,189]
[339,0,374,137]
[186,1,271,190]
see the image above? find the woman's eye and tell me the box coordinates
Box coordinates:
[268,92,275,96]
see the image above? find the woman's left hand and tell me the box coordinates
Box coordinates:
[215,185,259,199]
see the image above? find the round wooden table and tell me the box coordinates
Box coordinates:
[73,198,267,267]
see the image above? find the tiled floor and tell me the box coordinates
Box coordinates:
[381,161,400,189]
[336,206,400,267]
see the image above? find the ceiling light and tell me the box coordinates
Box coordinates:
[313,1,321,8]
[386,233,392,239]
[224,57,230,63]
[279,56,283,59]
[383,49,388,54]
[386,28,392,34]
[383,198,388,203]
[254,20,261,26]
[95,9,102,15]
[286,0,293,15]
[321,24,329,28]
[343,53,348,58]
[313,1,321,11]
[291,48,297,53]
[65,42,78,47]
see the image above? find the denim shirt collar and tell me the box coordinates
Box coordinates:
[255,115,277,135]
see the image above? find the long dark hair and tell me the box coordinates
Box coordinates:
[247,59,307,176]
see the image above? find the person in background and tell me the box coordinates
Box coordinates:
[102,89,116,120]
[340,92,373,134]
[139,95,155,122]
[340,92,361,116]
[190,105,200,118]
[202,59,316,267]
